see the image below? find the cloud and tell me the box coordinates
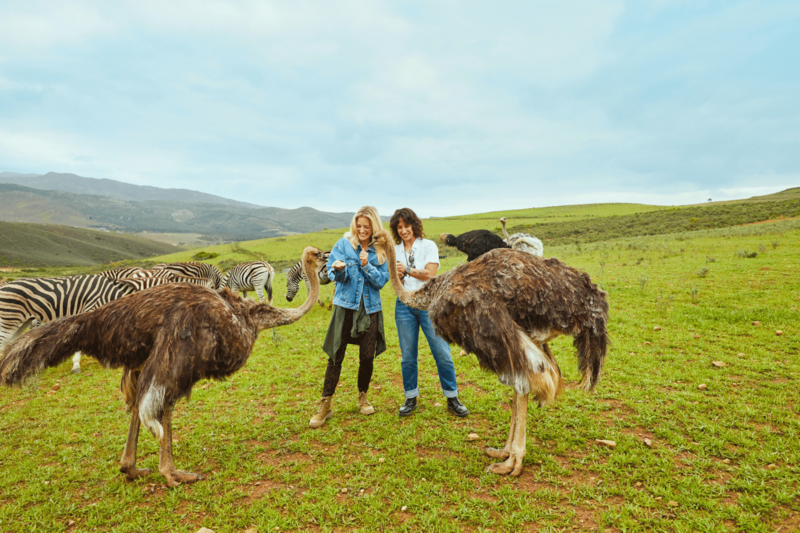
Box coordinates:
[0,1,797,217]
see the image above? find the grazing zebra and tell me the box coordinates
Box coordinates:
[285,250,332,303]
[152,262,223,289]
[101,266,211,287]
[99,266,148,280]
[0,275,177,373]
[220,261,275,304]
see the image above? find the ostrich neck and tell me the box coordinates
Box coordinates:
[254,254,321,330]
[501,220,510,241]
[384,239,434,311]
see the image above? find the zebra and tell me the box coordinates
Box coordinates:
[152,262,223,289]
[285,250,332,306]
[0,275,181,373]
[101,266,212,287]
[99,266,148,280]
[220,261,275,304]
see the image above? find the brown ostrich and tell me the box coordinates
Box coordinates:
[0,247,327,487]
[372,230,608,476]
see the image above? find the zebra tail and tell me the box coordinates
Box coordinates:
[0,315,91,387]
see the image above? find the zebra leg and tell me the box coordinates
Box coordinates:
[71,352,82,374]
[255,287,265,302]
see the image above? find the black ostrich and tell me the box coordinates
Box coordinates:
[439,230,509,262]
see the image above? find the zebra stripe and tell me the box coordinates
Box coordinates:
[152,262,223,289]
[221,261,275,304]
[0,275,156,352]
[285,251,331,302]
[101,267,210,287]
[99,266,148,280]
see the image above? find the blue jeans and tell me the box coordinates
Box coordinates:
[395,299,459,399]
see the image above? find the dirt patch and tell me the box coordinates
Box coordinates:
[256,450,313,468]
[416,446,460,460]
[239,478,284,504]
[773,506,800,532]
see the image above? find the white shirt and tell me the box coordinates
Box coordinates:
[395,238,440,292]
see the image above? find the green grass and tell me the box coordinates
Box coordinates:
[0,222,182,268]
[509,198,800,247]
[1,220,798,531]
[424,202,672,237]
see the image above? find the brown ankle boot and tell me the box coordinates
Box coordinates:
[357,391,375,415]
[309,396,333,428]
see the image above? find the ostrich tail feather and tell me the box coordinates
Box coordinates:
[0,316,89,387]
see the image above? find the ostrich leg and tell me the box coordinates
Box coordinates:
[120,369,150,479]
[486,390,517,459]
[157,404,204,487]
[119,406,151,480]
[485,391,529,476]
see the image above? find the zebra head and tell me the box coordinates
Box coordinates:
[285,250,331,302]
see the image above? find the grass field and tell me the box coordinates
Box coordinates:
[0,222,182,269]
[1,216,798,532]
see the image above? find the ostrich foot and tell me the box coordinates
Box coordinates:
[485,446,511,459]
[121,466,152,480]
[71,365,81,374]
[163,470,204,488]
[485,454,524,476]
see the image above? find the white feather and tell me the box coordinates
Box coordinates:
[139,383,166,440]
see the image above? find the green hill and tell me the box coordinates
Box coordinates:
[145,197,797,267]
[0,222,183,268]
[6,192,798,275]
[508,197,800,246]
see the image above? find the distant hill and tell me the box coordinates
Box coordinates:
[0,171,261,208]
[508,197,800,245]
[0,221,182,267]
[718,187,800,204]
[0,184,355,241]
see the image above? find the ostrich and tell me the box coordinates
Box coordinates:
[372,230,608,476]
[0,247,327,487]
[500,217,544,257]
[439,229,509,262]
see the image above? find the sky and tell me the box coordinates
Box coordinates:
[0,1,798,218]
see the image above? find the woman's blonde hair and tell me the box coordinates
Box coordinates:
[348,206,386,264]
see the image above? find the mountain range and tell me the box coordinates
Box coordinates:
[0,172,356,241]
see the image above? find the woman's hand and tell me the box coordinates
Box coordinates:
[332,260,346,270]
[396,261,406,278]
[359,250,368,267]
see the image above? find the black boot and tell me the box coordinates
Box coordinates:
[447,397,469,418]
[398,397,417,417]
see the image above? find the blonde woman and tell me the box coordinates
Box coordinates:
[309,206,390,428]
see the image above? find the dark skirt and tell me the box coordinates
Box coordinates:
[322,300,386,363]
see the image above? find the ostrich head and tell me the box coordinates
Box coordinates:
[439,233,457,247]
[499,217,509,240]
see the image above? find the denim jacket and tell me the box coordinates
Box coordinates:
[327,236,389,313]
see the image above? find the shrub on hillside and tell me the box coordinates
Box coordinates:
[192,251,219,261]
